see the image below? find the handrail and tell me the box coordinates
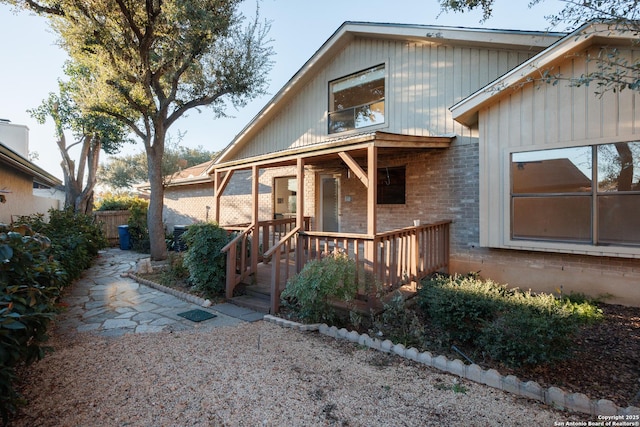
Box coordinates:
[263,226,301,258]
[299,230,375,240]
[221,224,254,252]
[374,220,452,239]
[221,223,255,299]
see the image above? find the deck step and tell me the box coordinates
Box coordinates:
[244,284,270,299]
[229,294,271,314]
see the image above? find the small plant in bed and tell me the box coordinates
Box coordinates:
[281,251,359,324]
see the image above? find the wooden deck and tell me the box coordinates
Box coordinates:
[223,219,451,314]
[229,257,296,314]
[229,256,416,316]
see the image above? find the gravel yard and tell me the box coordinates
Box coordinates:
[11,321,584,426]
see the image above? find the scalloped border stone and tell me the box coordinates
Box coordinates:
[261,316,640,418]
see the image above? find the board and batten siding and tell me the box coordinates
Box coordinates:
[231,37,539,160]
[479,47,640,251]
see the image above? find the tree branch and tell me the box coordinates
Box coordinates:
[166,89,232,128]
[22,0,64,16]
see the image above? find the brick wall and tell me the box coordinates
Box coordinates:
[163,182,216,231]
[203,145,640,304]
[215,167,316,227]
[339,142,479,255]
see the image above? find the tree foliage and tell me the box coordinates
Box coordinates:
[98,141,216,191]
[440,0,640,94]
[8,0,274,260]
[29,61,130,214]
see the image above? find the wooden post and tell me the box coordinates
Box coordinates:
[226,243,237,299]
[271,245,281,314]
[366,145,377,307]
[296,158,305,273]
[251,165,259,276]
[214,171,220,224]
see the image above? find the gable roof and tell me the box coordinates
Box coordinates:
[170,160,213,180]
[0,142,61,188]
[209,21,564,172]
[450,21,638,126]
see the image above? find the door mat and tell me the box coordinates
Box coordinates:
[177,309,217,322]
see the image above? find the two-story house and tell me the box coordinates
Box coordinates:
[199,22,639,311]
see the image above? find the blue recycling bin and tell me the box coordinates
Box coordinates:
[118,225,131,250]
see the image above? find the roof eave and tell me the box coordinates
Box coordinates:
[0,144,62,187]
[451,22,634,126]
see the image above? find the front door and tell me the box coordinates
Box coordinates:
[320,175,339,232]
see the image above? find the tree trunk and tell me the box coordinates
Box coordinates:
[614,142,634,191]
[147,137,168,261]
[74,137,101,214]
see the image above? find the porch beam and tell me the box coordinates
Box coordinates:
[217,170,234,194]
[210,133,454,172]
[338,151,368,188]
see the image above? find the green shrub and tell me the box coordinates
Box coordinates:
[281,252,359,324]
[371,291,425,348]
[417,273,511,344]
[94,193,147,211]
[2,211,107,421]
[15,209,107,281]
[417,274,603,367]
[0,225,66,423]
[182,222,230,297]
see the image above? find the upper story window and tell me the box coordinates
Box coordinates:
[511,142,640,246]
[328,65,385,134]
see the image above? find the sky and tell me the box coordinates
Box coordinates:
[0,0,567,180]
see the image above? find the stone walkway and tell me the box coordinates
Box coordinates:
[54,248,255,337]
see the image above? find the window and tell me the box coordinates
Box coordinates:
[328,65,385,134]
[273,176,297,218]
[377,166,405,204]
[511,142,640,246]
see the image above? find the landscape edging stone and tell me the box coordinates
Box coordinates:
[262,315,640,418]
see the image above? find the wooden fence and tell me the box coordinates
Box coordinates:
[93,210,131,246]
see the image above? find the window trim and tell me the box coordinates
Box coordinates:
[499,140,640,258]
[327,64,388,135]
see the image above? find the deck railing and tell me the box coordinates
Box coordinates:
[298,220,451,292]
[222,219,451,313]
[374,220,451,291]
[221,224,254,299]
[222,217,310,299]
[262,227,302,313]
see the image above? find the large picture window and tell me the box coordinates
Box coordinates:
[328,65,385,134]
[511,142,640,246]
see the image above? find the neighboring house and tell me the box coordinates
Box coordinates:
[0,120,63,224]
[139,160,216,232]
